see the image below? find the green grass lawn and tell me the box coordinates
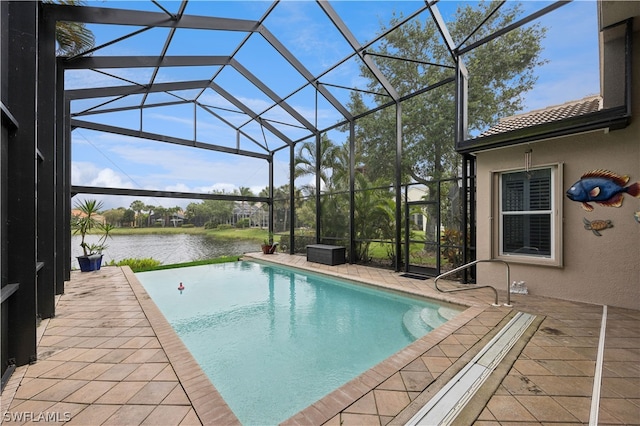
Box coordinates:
[115,255,243,272]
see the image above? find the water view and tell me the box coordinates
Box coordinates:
[71,234,257,269]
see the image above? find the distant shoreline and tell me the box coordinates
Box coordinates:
[76,226,268,243]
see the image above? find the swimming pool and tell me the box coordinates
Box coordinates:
[136,261,459,425]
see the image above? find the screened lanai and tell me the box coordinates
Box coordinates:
[2,0,608,378]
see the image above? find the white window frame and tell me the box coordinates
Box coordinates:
[493,163,563,267]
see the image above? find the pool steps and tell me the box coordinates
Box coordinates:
[402,306,461,340]
[405,311,537,425]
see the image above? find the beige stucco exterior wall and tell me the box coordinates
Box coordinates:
[473,30,639,310]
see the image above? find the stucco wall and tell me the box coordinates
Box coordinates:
[474,31,639,310]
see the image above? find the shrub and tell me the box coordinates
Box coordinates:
[181,223,194,228]
[235,218,250,228]
[292,235,316,253]
[109,257,162,272]
[441,229,464,267]
[217,223,233,230]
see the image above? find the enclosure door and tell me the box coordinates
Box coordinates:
[403,177,468,278]
[404,197,441,277]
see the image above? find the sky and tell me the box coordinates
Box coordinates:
[68,0,600,211]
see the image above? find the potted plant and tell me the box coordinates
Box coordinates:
[261,232,276,254]
[71,199,113,272]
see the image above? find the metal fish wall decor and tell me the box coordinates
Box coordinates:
[566,169,640,212]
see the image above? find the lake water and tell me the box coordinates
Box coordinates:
[71,234,258,268]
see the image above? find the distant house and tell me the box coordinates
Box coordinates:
[233,201,268,228]
[458,5,639,310]
[169,211,185,227]
[70,209,106,225]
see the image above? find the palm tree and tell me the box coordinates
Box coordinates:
[130,200,145,228]
[238,186,254,226]
[44,0,95,57]
[294,134,339,190]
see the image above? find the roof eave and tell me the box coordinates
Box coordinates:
[456,106,631,154]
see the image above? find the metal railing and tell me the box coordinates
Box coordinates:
[434,259,512,307]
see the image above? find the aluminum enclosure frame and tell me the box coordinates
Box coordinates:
[7,0,609,381]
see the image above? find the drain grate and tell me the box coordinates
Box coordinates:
[405,311,537,426]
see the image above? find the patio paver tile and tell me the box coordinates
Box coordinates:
[177,408,202,426]
[94,381,147,404]
[340,413,381,426]
[141,405,192,426]
[373,389,410,417]
[161,385,192,406]
[95,363,139,381]
[599,398,640,424]
[31,379,89,402]
[65,404,120,426]
[486,395,537,422]
[127,381,178,405]
[399,370,433,392]
[343,392,377,415]
[514,395,579,422]
[102,404,155,426]
[63,380,118,404]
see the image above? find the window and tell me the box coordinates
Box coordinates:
[496,165,562,266]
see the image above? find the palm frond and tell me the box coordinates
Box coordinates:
[43,0,95,56]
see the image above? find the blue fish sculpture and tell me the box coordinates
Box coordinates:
[566,169,640,211]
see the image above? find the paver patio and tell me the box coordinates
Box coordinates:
[1,253,638,425]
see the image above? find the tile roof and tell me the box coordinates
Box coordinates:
[478,95,602,138]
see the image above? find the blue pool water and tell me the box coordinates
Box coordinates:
[136,261,458,425]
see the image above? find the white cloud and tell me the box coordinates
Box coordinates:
[72,162,132,188]
[92,168,134,188]
[197,183,238,194]
[164,183,192,193]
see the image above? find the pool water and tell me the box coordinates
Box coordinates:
[136,261,458,425]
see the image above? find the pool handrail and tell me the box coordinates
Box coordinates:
[433,259,512,307]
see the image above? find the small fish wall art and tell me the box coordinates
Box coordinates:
[566,169,640,212]
[583,217,613,236]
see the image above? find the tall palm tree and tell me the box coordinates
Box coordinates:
[130,200,145,228]
[44,0,95,56]
[238,187,254,226]
[294,134,339,190]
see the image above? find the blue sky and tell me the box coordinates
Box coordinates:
[69,0,599,211]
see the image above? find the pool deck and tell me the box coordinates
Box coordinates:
[1,253,638,425]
